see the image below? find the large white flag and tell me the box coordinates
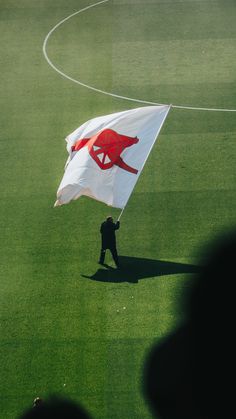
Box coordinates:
[55,105,170,209]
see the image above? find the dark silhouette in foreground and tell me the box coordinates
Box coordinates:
[19,397,91,419]
[144,230,236,418]
[83,255,199,283]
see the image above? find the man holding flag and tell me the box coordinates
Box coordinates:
[99,216,120,268]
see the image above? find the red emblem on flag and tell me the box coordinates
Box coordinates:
[71,129,139,174]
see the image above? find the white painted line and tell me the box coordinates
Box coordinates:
[42,0,236,112]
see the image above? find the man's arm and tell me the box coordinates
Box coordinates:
[114,221,120,230]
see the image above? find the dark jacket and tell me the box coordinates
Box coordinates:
[100,220,120,249]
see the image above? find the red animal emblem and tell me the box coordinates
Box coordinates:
[71,128,139,174]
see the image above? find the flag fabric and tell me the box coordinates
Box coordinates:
[55,105,170,209]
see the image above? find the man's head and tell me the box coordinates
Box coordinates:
[106,216,113,222]
[33,398,43,408]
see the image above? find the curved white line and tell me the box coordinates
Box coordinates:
[42,0,236,112]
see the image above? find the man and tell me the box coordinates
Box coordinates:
[99,216,120,268]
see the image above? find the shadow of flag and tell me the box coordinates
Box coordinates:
[82,256,200,284]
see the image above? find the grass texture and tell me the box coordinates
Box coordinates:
[0,0,236,418]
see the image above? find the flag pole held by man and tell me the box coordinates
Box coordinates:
[54,105,171,211]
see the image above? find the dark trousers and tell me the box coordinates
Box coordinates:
[99,247,119,267]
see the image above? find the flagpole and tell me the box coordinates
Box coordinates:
[138,104,172,174]
[117,105,171,222]
[118,207,125,221]
[116,105,171,223]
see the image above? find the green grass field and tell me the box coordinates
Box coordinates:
[1,0,236,418]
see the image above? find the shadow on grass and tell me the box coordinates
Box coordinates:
[82,256,200,284]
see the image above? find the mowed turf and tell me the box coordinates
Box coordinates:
[0,0,236,418]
